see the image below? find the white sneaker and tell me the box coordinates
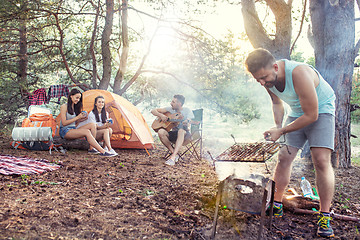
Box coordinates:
[99,151,116,157]
[104,146,109,151]
[88,148,100,154]
[109,148,118,156]
[165,158,176,166]
[175,155,179,162]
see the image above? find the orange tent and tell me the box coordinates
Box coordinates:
[60,89,154,149]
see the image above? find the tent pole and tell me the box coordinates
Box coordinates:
[144,146,150,156]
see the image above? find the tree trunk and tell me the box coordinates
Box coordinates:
[99,0,114,90]
[90,0,101,89]
[309,0,355,168]
[113,0,129,93]
[52,11,84,89]
[241,0,293,59]
[18,6,28,109]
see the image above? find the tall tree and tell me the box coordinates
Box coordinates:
[241,0,293,59]
[0,0,264,124]
[113,0,129,93]
[99,0,114,89]
[309,0,355,168]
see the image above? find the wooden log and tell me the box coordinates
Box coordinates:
[283,195,319,211]
[53,136,89,150]
[292,208,360,223]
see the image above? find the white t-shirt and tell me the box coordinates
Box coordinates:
[77,111,109,128]
[164,106,194,121]
[164,106,194,131]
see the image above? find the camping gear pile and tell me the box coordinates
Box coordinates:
[11,106,61,153]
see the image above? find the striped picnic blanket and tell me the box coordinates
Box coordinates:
[0,154,61,175]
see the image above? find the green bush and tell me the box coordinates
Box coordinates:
[351,71,360,123]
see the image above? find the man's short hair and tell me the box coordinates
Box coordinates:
[174,94,185,106]
[245,48,276,74]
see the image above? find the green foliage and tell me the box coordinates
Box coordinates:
[0,0,260,124]
[306,57,315,67]
[352,156,360,166]
[179,30,261,122]
[290,51,305,62]
[20,174,30,185]
[290,51,315,67]
[351,72,360,122]
[0,0,71,123]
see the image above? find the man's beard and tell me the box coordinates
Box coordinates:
[264,73,278,88]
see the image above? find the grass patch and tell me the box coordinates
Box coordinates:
[351,123,360,166]
[351,123,360,146]
[0,124,13,136]
[351,156,360,166]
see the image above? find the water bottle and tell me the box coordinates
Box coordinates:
[300,177,314,198]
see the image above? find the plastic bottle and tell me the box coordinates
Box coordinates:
[300,177,314,198]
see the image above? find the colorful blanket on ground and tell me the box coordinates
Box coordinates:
[0,154,61,175]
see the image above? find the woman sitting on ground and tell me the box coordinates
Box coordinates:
[77,95,117,156]
[59,88,116,157]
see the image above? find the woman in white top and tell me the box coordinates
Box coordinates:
[59,89,116,157]
[78,95,117,155]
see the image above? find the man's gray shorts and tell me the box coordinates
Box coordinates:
[283,113,335,151]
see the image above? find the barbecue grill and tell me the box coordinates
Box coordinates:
[215,141,280,162]
[209,141,281,240]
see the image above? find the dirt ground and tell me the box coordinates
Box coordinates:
[0,133,360,240]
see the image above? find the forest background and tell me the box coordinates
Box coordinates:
[1,0,360,168]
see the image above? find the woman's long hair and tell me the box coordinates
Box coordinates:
[92,95,107,123]
[67,88,83,115]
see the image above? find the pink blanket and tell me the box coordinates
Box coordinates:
[0,154,61,175]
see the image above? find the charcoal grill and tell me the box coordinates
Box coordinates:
[210,174,275,240]
[215,141,280,162]
[209,141,280,240]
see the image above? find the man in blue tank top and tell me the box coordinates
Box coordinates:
[245,48,335,238]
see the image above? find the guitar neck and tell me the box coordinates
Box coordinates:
[168,119,184,123]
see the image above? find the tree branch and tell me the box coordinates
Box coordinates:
[117,25,157,95]
[241,0,272,48]
[354,39,360,59]
[290,0,307,55]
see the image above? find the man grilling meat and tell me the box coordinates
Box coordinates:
[245,48,336,238]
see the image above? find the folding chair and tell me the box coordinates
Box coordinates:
[178,108,203,161]
[163,109,203,161]
[164,108,203,160]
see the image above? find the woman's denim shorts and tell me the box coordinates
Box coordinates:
[59,126,76,139]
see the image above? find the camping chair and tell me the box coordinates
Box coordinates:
[164,109,203,161]
[179,108,203,160]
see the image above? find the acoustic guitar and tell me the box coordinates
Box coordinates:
[151,112,185,132]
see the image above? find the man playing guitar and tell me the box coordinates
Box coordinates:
[151,94,194,166]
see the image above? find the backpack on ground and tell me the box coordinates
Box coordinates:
[11,112,65,154]
[22,113,57,137]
